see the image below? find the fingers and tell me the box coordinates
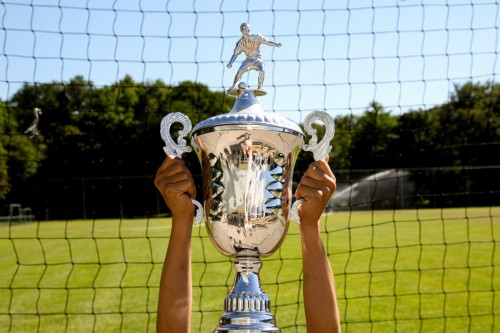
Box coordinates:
[310,158,334,179]
[303,160,335,185]
[157,177,196,200]
[156,156,193,180]
[157,155,183,174]
[296,177,335,201]
[155,156,196,199]
[296,181,333,202]
[295,159,336,201]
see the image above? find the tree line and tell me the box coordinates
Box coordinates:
[1,76,498,218]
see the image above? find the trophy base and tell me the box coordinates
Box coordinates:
[213,312,280,332]
[214,328,279,332]
[212,257,280,333]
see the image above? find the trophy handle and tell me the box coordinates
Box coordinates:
[292,111,335,224]
[160,112,204,225]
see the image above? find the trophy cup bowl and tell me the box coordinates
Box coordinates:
[161,84,335,332]
[192,117,303,258]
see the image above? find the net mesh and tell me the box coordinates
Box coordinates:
[1,1,499,332]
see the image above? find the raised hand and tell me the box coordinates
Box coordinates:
[154,155,196,221]
[295,157,336,227]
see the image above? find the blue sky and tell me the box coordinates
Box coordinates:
[1,0,499,121]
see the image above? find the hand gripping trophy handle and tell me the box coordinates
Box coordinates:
[291,111,336,224]
[160,112,204,225]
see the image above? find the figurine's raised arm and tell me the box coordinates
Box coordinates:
[263,39,282,48]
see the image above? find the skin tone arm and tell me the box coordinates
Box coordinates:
[154,156,340,332]
[295,157,341,333]
[155,156,196,333]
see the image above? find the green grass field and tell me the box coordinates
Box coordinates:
[1,207,499,332]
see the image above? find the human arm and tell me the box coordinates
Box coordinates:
[295,158,341,333]
[154,156,196,333]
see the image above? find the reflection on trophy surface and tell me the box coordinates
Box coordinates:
[160,23,335,333]
[193,122,302,258]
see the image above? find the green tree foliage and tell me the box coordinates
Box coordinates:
[435,81,500,166]
[327,82,499,171]
[8,76,232,178]
[2,77,498,216]
[348,101,400,169]
[0,103,43,199]
[4,76,235,217]
[0,105,9,197]
[330,114,354,170]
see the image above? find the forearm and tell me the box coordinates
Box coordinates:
[301,223,341,333]
[264,40,280,47]
[228,54,237,65]
[157,217,193,333]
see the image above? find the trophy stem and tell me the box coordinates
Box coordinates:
[213,257,280,333]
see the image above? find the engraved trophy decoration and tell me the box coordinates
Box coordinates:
[160,23,335,332]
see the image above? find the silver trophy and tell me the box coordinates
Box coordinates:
[160,25,335,333]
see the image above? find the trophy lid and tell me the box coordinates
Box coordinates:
[191,83,304,137]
